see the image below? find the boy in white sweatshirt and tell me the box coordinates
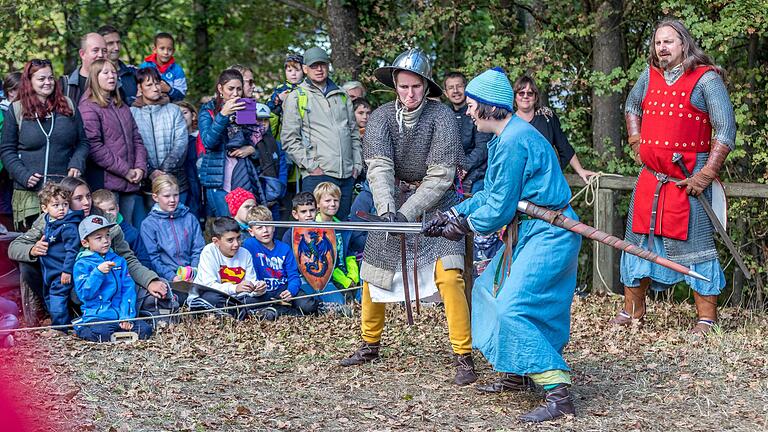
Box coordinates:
[191,217,270,319]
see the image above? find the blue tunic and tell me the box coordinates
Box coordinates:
[453,116,581,374]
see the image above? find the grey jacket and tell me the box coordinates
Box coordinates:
[9,212,160,289]
[280,79,362,179]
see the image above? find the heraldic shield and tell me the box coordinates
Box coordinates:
[292,227,337,292]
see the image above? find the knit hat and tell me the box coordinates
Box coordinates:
[285,53,303,66]
[465,67,514,112]
[225,187,255,217]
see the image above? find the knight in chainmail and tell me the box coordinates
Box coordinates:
[338,48,477,386]
[612,19,736,334]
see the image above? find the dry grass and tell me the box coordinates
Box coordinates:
[2,295,768,431]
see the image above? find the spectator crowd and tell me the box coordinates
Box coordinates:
[0,26,590,345]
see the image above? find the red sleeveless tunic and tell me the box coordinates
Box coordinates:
[631,66,713,241]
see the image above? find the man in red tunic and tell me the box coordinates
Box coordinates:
[611,19,736,334]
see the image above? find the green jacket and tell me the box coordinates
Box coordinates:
[9,212,160,289]
[280,79,362,179]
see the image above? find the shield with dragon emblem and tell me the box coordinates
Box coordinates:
[291,227,337,291]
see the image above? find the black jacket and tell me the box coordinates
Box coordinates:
[452,104,492,184]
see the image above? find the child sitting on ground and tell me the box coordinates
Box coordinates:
[140,32,187,101]
[191,217,269,319]
[225,187,257,240]
[243,206,318,318]
[140,175,205,282]
[38,182,83,327]
[73,215,153,342]
[91,189,152,268]
[314,182,360,309]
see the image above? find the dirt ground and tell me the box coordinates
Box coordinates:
[1,295,767,432]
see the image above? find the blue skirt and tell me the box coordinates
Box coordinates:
[472,209,581,374]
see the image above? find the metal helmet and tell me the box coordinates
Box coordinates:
[374,48,443,97]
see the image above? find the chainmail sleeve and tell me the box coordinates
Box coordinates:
[625,68,650,116]
[363,103,397,216]
[697,71,737,149]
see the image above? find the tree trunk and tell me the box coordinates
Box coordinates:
[326,0,361,80]
[591,0,624,157]
[190,0,211,100]
[62,3,81,74]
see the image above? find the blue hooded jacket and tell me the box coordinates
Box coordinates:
[40,210,84,286]
[73,249,136,323]
[140,203,205,281]
[242,238,301,296]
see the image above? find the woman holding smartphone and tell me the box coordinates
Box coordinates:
[197,69,255,217]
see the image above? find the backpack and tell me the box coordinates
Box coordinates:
[11,97,76,131]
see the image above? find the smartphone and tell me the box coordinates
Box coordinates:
[235,98,257,125]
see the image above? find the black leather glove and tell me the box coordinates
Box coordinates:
[421,211,452,237]
[442,215,471,241]
[381,212,408,223]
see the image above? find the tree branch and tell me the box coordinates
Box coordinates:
[273,0,323,19]
[513,1,589,57]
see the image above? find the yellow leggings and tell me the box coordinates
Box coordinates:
[361,259,472,354]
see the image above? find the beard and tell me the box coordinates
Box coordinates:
[659,58,670,69]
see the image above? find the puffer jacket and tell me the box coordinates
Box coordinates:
[130,97,189,191]
[280,79,362,179]
[79,91,148,192]
[197,100,232,188]
[73,249,136,323]
[140,203,204,281]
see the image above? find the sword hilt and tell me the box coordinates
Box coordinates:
[672,152,692,178]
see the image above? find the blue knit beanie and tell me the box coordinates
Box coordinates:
[465,67,514,112]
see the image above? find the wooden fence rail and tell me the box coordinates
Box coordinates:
[563,173,768,295]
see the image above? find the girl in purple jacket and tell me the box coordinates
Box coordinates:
[140,174,204,282]
[79,59,148,227]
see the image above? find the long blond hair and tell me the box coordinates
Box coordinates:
[87,59,123,108]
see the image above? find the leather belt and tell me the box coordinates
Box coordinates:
[643,166,670,252]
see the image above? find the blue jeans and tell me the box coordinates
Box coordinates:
[205,188,230,217]
[300,175,355,220]
[118,192,147,227]
[75,319,153,343]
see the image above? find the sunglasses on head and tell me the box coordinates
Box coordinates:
[30,59,52,67]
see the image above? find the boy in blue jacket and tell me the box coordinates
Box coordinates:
[140,32,187,102]
[74,215,153,342]
[37,182,83,327]
[244,206,318,318]
[91,189,152,268]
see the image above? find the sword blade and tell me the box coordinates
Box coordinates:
[249,220,423,233]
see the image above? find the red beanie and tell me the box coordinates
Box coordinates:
[225,188,255,217]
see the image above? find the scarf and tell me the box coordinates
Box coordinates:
[144,53,175,74]
[394,97,427,133]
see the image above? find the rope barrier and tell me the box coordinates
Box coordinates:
[0,285,363,335]
[570,172,623,293]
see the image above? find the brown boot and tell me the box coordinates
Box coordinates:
[519,384,576,423]
[454,353,478,385]
[339,341,380,366]
[610,284,647,326]
[476,373,535,393]
[690,292,718,334]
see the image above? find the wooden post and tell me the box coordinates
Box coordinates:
[593,189,621,294]
[464,233,474,312]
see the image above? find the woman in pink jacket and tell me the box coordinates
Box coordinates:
[79,59,148,226]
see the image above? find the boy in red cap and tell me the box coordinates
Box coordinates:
[225,187,257,239]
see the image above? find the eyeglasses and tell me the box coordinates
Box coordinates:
[517,90,536,97]
[30,59,52,67]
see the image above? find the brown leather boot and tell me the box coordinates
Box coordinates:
[610,284,647,326]
[690,292,718,334]
[476,373,535,393]
[339,342,380,366]
[454,353,478,385]
[519,384,576,423]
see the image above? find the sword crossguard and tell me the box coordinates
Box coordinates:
[671,152,683,163]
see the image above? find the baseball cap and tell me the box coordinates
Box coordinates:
[79,215,116,241]
[255,102,271,119]
[303,47,330,66]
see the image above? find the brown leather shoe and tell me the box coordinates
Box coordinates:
[519,384,576,423]
[454,353,478,385]
[476,373,535,393]
[690,292,718,334]
[339,342,380,366]
[610,285,647,327]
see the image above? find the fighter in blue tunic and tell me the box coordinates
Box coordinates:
[424,67,581,423]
